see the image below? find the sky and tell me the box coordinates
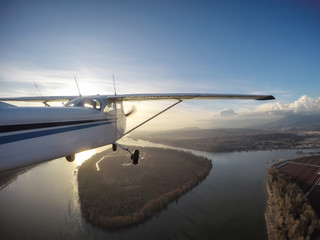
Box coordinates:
[0,0,319,130]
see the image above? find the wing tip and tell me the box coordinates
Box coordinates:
[256,95,275,100]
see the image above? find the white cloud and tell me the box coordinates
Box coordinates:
[192,95,320,129]
[218,108,237,117]
[256,95,320,114]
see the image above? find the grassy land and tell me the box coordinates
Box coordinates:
[77,147,212,229]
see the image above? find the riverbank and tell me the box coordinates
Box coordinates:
[265,156,320,240]
[77,147,212,229]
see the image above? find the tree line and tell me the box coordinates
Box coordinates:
[268,167,320,240]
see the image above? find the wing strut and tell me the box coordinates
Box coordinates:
[123,100,182,136]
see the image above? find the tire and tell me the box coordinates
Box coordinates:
[132,150,139,165]
[112,143,117,151]
[66,155,75,162]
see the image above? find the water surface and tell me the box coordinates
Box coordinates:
[0,140,316,240]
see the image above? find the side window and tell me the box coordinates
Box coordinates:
[103,101,122,114]
[104,102,115,113]
[66,103,75,107]
[94,99,101,111]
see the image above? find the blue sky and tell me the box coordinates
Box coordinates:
[1,0,319,129]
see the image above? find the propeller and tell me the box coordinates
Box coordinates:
[125,105,137,117]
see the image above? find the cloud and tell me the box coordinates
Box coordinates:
[218,108,237,117]
[193,95,320,129]
[256,95,320,114]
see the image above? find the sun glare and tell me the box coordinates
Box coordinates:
[75,149,96,166]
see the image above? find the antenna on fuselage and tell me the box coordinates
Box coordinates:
[112,74,118,141]
[74,76,82,97]
[33,80,43,98]
[112,74,117,96]
[33,80,49,107]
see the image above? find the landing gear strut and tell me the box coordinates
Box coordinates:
[114,143,139,165]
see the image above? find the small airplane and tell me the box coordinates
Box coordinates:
[0,92,275,172]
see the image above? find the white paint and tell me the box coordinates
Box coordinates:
[0,93,274,171]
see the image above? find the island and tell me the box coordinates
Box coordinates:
[265,155,320,240]
[77,147,212,228]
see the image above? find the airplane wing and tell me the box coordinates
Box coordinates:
[0,93,275,103]
[108,93,275,101]
[0,96,76,102]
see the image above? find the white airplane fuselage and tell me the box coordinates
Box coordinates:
[0,92,275,172]
[0,97,126,171]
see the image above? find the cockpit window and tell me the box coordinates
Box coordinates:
[66,98,101,111]
[65,98,80,107]
[83,99,101,110]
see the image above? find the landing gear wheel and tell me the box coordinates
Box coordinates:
[132,150,139,165]
[66,155,75,162]
[112,143,117,151]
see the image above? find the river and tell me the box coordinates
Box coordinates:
[0,139,317,240]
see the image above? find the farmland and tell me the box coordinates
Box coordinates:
[278,156,320,216]
[265,155,320,240]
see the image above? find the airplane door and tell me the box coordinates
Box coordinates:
[103,100,125,140]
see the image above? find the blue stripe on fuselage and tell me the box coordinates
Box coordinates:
[0,121,113,145]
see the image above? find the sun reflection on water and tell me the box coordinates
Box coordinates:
[75,149,96,166]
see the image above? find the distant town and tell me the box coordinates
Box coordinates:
[131,129,320,153]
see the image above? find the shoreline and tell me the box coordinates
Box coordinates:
[265,180,283,240]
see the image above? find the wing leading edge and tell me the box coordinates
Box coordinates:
[108,93,275,101]
[0,96,75,102]
[0,93,275,103]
